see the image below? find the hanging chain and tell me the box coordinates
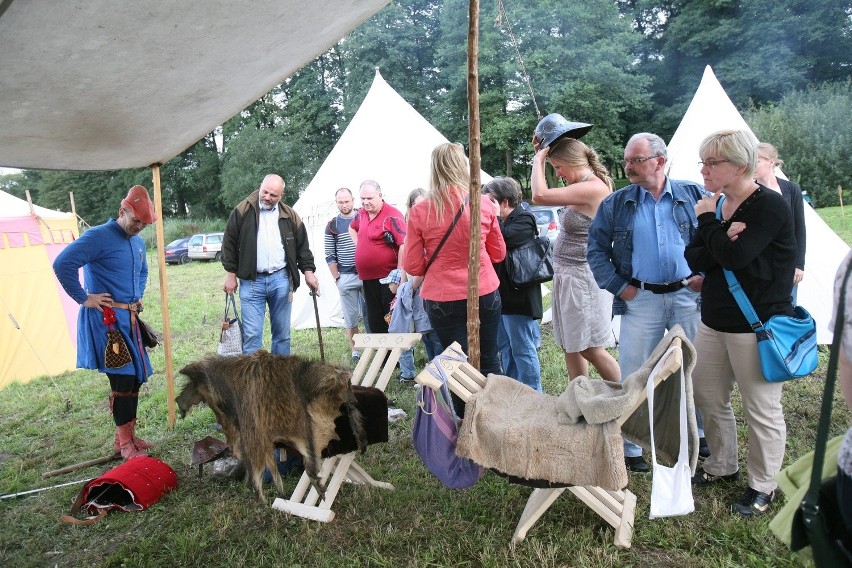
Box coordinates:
[496,0,542,119]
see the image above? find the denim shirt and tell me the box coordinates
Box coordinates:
[587,179,706,313]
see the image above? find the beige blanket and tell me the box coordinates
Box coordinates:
[557,326,698,470]
[456,374,627,490]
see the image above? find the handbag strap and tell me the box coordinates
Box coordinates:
[223,292,238,320]
[804,258,852,505]
[424,196,469,274]
[715,196,765,331]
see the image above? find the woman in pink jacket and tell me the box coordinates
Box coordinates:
[404,142,506,380]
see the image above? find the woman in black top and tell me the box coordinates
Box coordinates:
[685,129,796,518]
[483,176,543,392]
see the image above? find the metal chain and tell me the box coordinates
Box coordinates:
[496,0,542,119]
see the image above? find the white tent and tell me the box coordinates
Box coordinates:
[290,70,492,329]
[667,66,849,344]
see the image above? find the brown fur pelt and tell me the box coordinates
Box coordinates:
[176,350,367,502]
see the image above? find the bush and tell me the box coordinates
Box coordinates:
[745,80,851,207]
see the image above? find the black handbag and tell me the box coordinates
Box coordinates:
[506,235,554,288]
[137,317,159,349]
[789,259,852,566]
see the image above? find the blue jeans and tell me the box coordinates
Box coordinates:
[239,270,292,356]
[399,329,443,378]
[619,287,702,457]
[498,315,542,392]
[425,290,502,376]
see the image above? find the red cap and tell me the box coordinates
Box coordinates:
[121,185,155,224]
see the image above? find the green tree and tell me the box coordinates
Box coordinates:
[160,131,225,218]
[434,0,650,186]
[621,0,852,139]
[745,80,852,207]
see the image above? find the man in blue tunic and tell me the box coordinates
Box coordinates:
[54,185,156,460]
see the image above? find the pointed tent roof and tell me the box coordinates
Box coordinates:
[667,66,849,344]
[290,70,492,331]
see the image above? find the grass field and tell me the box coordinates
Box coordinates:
[1,210,849,568]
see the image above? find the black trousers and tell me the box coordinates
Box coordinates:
[107,373,140,426]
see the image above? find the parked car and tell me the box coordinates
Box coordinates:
[188,232,224,261]
[164,237,192,265]
[530,205,563,242]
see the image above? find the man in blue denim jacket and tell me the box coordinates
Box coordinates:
[588,132,707,472]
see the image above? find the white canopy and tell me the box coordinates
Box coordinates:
[290,70,492,330]
[667,66,849,344]
[0,0,388,170]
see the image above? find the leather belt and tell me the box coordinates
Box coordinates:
[258,267,284,275]
[110,302,140,312]
[629,278,687,294]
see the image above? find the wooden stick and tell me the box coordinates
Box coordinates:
[150,164,177,429]
[41,453,120,479]
[466,0,482,369]
[839,185,844,216]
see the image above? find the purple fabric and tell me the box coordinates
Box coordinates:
[412,352,484,489]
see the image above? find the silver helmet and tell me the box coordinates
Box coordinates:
[534,113,593,149]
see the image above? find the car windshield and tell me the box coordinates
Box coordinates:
[166,239,185,248]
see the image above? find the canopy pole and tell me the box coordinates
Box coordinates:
[466,0,481,369]
[149,164,176,428]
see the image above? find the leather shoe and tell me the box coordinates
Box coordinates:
[625,456,649,473]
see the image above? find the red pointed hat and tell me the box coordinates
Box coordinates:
[121,185,156,224]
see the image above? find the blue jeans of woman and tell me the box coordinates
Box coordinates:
[239,270,292,355]
[497,314,542,392]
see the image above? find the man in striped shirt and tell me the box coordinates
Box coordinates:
[325,187,366,360]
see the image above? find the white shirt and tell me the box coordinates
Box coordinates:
[256,204,287,273]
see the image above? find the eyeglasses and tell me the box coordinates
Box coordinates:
[698,159,730,168]
[622,156,659,167]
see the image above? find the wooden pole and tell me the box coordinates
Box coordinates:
[839,185,844,216]
[24,189,35,215]
[150,165,177,428]
[69,192,77,218]
[466,0,481,369]
[41,453,120,479]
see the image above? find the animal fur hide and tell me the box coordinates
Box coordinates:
[176,350,367,502]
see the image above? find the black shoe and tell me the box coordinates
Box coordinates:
[691,466,739,486]
[398,375,415,383]
[625,456,650,473]
[731,487,776,517]
[698,437,711,460]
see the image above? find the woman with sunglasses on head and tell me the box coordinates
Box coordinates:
[685,129,797,518]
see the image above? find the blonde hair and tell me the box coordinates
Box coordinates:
[549,138,614,190]
[428,143,469,220]
[757,142,785,168]
[699,129,759,176]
